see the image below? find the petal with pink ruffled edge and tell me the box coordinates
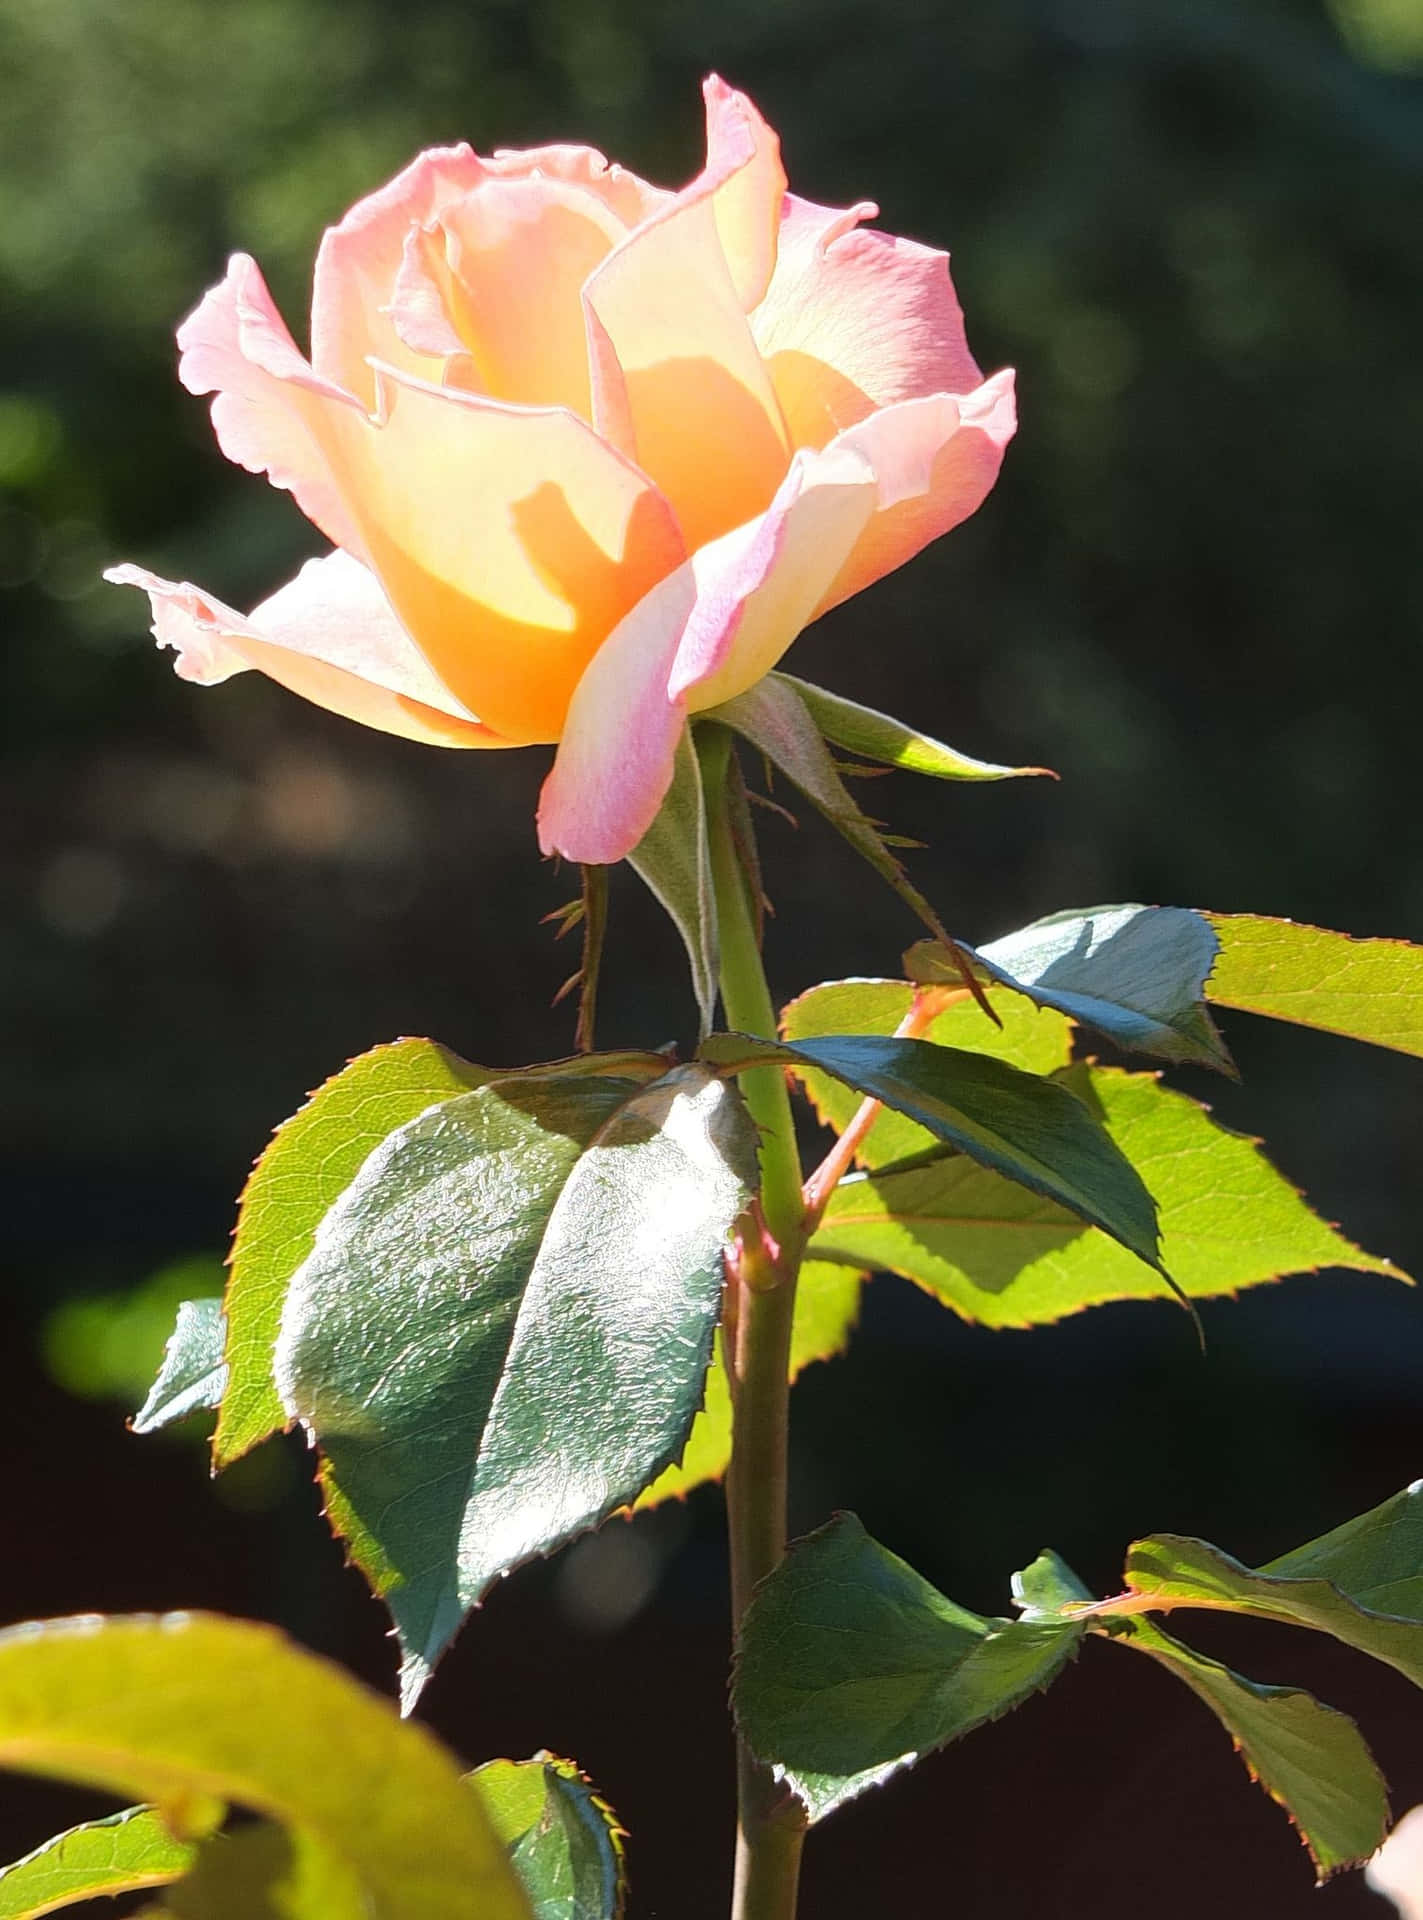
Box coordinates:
[752,194,986,451]
[178,254,369,561]
[104,553,509,749]
[177,253,686,744]
[584,81,791,553]
[537,445,877,864]
[389,178,626,419]
[309,144,489,404]
[815,370,1017,614]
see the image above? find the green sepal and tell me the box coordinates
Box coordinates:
[132,1299,227,1435]
[775,673,1054,784]
[626,726,719,1036]
[470,1757,626,1920]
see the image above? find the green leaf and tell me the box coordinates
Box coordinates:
[707,676,961,951]
[908,903,1231,1072]
[132,1300,227,1436]
[217,1037,492,1466]
[809,1064,1405,1328]
[626,727,718,1037]
[470,1757,625,1920]
[273,1062,758,1706]
[734,1514,1084,1820]
[159,1823,364,1919]
[1204,914,1423,1058]
[1115,1617,1388,1879]
[0,1612,528,1919]
[635,1259,864,1508]
[774,674,1053,784]
[0,1806,196,1918]
[1111,1482,1423,1688]
[780,977,1073,1170]
[702,1032,1163,1274]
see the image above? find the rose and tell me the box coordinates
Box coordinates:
[107,78,1015,864]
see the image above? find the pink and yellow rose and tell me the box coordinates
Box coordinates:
[108,79,1015,863]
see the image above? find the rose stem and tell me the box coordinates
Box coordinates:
[698,722,808,1920]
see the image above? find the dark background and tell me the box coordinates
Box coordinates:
[3,0,1422,1912]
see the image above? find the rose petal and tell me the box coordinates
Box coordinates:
[815,369,1017,613]
[389,178,626,420]
[484,143,671,227]
[310,144,489,404]
[752,194,985,450]
[536,444,877,864]
[177,254,369,561]
[702,75,787,312]
[104,554,510,748]
[584,85,791,553]
[178,252,686,743]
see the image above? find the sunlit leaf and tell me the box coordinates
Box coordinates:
[132,1300,227,1436]
[1107,1482,1423,1687]
[1114,1616,1388,1879]
[636,1259,864,1508]
[0,1613,527,1918]
[159,1822,364,1919]
[1204,914,1423,1058]
[217,1038,492,1466]
[809,1064,1405,1327]
[734,1514,1084,1820]
[626,727,718,1037]
[775,674,1052,783]
[909,903,1231,1071]
[0,1806,196,1918]
[470,1757,625,1920]
[273,1062,757,1705]
[702,1032,1163,1274]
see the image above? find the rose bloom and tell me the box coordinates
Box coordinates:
[108,79,1015,864]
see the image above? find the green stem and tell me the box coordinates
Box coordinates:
[698,724,808,1920]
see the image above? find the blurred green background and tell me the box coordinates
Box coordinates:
[2,0,1421,1912]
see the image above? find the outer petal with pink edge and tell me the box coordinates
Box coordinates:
[104,552,508,749]
[751,195,986,450]
[537,445,877,865]
[815,370,1017,614]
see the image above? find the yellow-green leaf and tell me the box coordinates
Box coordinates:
[0,1806,197,1918]
[0,1613,529,1920]
[1205,914,1423,1057]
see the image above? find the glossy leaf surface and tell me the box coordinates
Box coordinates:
[734,1515,1083,1820]
[636,1259,864,1508]
[626,728,718,1037]
[0,1613,527,1919]
[776,674,1051,783]
[909,903,1230,1071]
[273,1062,756,1704]
[1205,914,1423,1058]
[781,978,1073,1169]
[0,1807,195,1918]
[471,1758,625,1920]
[702,1032,1162,1272]
[132,1300,227,1435]
[217,1038,490,1465]
[809,1065,1403,1327]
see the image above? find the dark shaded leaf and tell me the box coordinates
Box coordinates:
[471,1757,625,1920]
[626,728,718,1036]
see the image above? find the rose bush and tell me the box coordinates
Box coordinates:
[107,78,1015,863]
